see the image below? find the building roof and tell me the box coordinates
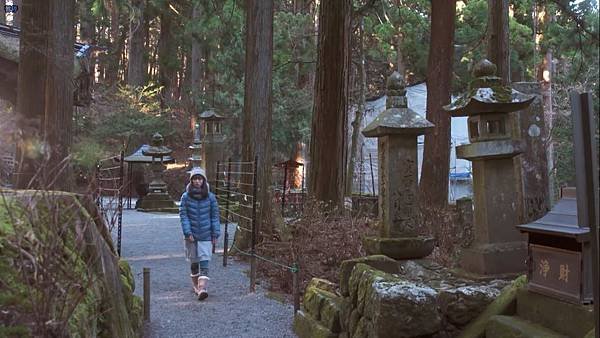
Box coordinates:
[124,144,175,164]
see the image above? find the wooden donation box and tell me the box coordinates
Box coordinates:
[517,187,593,303]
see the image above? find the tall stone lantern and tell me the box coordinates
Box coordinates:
[199,108,226,184]
[137,133,178,212]
[188,122,203,169]
[361,71,435,260]
[444,59,534,275]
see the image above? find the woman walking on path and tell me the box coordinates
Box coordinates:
[180,167,221,300]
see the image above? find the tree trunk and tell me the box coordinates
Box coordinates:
[15,0,50,188]
[419,0,455,208]
[1,0,5,24]
[346,16,367,196]
[158,7,176,107]
[15,0,74,190]
[190,0,204,110]
[127,0,146,87]
[308,0,351,207]
[234,0,274,251]
[44,0,75,191]
[12,0,21,26]
[78,0,94,42]
[105,0,121,84]
[487,0,510,84]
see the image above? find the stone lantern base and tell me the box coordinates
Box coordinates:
[137,192,178,213]
[460,241,527,275]
[363,236,435,260]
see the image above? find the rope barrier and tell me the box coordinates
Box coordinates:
[215,179,254,187]
[230,243,298,273]
[214,188,255,200]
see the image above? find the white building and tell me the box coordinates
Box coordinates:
[348,82,472,201]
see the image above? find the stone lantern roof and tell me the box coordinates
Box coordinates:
[199,108,225,121]
[444,59,534,117]
[142,133,172,158]
[362,71,433,137]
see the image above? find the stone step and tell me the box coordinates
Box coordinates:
[485,315,567,338]
[516,289,595,337]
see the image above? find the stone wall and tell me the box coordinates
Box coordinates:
[294,256,508,338]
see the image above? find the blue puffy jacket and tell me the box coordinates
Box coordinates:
[179,191,221,241]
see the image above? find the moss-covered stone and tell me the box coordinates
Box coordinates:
[307,278,338,294]
[438,284,500,326]
[303,286,338,320]
[362,236,435,260]
[485,315,565,338]
[340,255,399,297]
[339,297,352,332]
[350,263,442,337]
[458,275,527,338]
[320,295,342,333]
[516,289,595,338]
[293,310,337,338]
[348,309,361,337]
[584,329,595,338]
[0,190,141,338]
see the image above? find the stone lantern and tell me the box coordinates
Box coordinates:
[444,59,534,275]
[199,108,226,184]
[137,133,178,212]
[188,122,203,169]
[361,71,435,260]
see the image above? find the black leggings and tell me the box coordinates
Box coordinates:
[191,261,209,276]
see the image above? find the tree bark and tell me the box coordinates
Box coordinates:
[127,0,146,87]
[1,0,5,24]
[487,0,510,84]
[105,0,121,84]
[158,7,176,107]
[15,0,74,190]
[44,0,75,190]
[234,0,274,251]
[15,0,50,188]
[308,0,351,207]
[190,0,204,111]
[346,16,367,196]
[419,0,455,208]
[12,0,20,26]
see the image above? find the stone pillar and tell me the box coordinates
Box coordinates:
[362,71,435,260]
[378,135,419,237]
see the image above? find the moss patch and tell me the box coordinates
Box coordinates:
[458,275,527,338]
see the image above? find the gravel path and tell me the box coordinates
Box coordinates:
[120,209,296,338]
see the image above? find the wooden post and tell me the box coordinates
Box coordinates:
[223,159,232,267]
[292,263,300,313]
[570,91,599,335]
[282,162,288,217]
[250,156,258,292]
[143,267,150,321]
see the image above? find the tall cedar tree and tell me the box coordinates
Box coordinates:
[15,0,74,190]
[487,0,510,84]
[419,0,456,208]
[234,0,274,251]
[128,0,147,87]
[308,0,351,207]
